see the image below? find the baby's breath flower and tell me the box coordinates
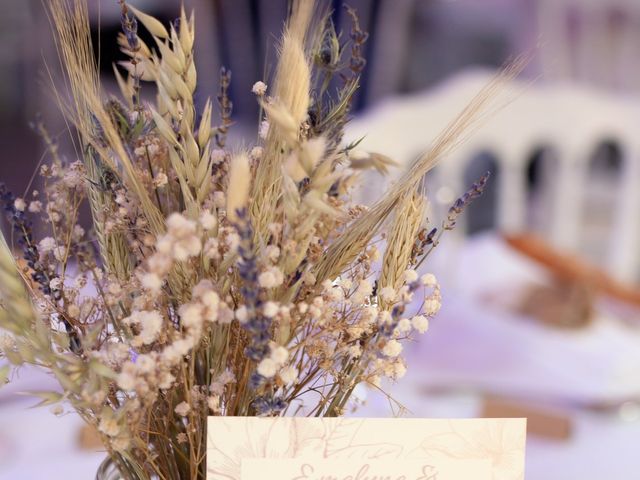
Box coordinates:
[362,305,378,323]
[270,345,289,365]
[259,120,270,139]
[423,297,441,316]
[378,311,392,327]
[111,437,130,452]
[421,273,437,287]
[153,172,168,187]
[403,269,418,283]
[179,303,204,331]
[52,246,66,262]
[38,237,56,253]
[207,395,221,413]
[379,286,396,303]
[13,198,26,212]
[251,81,267,96]
[98,417,120,437]
[263,301,279,318]
[159,372,176,390]
[234,305,248,323]
[140,272,163,293]
[264,245,280,262]
[250,146,264,160]
[393,361,407,379]
[352,279,372,303]
[218,370,235,384]
[174,401,191,417]
[411,315,429,333]
[257,358,277,378]
[117,364,137,391]
[279,366,298,385]
[72,224,85,240]
[258,266,284,288]
[125,310,163,346]
[28,200,42,213]
[395,318,412,334]
[211,149,226,165]
[200,210,217,230]
[382,339,402,357]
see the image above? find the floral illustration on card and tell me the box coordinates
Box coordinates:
[207,418,525,480]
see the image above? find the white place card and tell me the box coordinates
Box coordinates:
[207,417,526,480]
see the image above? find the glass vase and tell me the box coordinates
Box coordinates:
[95,456,124,480]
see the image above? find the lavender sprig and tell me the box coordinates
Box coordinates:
[215,67,233,149]
[234,212,269,362]
[119,0,141,106]
[413,172,491,271]
[0,184,82,354]
[234,209,287,413]
[252,395,287,416]
[344,6,368,77]
[445,171,491,230]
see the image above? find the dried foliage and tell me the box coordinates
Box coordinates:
[0,1,507,478]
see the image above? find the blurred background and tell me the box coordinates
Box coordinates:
[2,0,640,478]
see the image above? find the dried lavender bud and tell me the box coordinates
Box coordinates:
[0,183,82,354]
[446,171,491,229]
[345,6,368,76]
[120,2,139,51]
[252,395,287,416]
[215,67,233,148]
[234,209,272,372]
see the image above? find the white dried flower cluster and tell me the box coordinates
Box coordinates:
[257,344,290,379]
[164,213,202,261]
[174,401,191,417]
[251,81,268,96]
[13,198,26,212]
[258,266,284,288]
[124,310,163,346]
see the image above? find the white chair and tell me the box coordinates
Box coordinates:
[346,68,640,282]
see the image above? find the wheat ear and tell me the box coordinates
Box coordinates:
[314,58,526,282]
[251,0,315,243]
[379,189,426,306]
[0,234,35,337]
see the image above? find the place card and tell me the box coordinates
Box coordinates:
[207,417,526,479]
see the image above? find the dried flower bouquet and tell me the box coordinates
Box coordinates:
[0,0,505,478]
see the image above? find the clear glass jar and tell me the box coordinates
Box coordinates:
[95,456,124,480]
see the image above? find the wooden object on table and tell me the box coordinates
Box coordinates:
[481,395,572,441]
[504,233,640,307]
[77,424,103,450]
[517,278,594,328]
